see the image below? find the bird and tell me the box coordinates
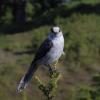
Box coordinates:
[17,26,64,92]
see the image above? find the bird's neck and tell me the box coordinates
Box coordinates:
[49,32,63,39]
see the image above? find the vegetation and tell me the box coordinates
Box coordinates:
[0,0,100,100]
[35,71,60,100]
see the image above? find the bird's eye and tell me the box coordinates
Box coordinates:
[59,29,60,32]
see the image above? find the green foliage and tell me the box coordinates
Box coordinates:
[26,2,34,21]
[35,71,60,100]
[91,73,100,100]
[0,34,32,52]
[33,0,65,10]
[76,86,93,100]
[92,73,100,86]
[74,73,100,100]
[1,6,12,24]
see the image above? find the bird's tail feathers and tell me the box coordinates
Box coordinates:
[17,76,28,93]
[17,62,37,92]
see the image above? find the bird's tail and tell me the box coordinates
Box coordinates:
[17,76,28,93]
[17,62,37,92]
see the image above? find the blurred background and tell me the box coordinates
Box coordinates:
[0,0,100,100]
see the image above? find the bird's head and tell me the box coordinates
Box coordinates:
[51,26,62,36]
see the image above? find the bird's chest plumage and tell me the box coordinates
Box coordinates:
[51,37,63,55]
[46,35,64,63]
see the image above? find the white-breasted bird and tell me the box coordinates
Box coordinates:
[17,26,64,92]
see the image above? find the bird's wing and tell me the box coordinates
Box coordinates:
[34,38,53,61]
[17,37,53,92]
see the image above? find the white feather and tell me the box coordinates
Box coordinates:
[17,76,28,93]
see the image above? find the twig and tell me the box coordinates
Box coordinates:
[35,70,60,100]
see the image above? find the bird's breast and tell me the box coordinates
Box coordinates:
[52,36,64,54]
[46,35,64,63]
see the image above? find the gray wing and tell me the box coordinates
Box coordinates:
[20,38,53,84]
[34,38,53,61]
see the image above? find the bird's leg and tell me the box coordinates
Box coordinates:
[46,64,55,76]
[53,60,58,70]
[46,64,54,75]
[46,61,58,76]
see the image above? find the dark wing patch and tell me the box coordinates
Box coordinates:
[34,38,53,61]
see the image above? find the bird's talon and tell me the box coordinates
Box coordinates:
[48,67,58,77]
